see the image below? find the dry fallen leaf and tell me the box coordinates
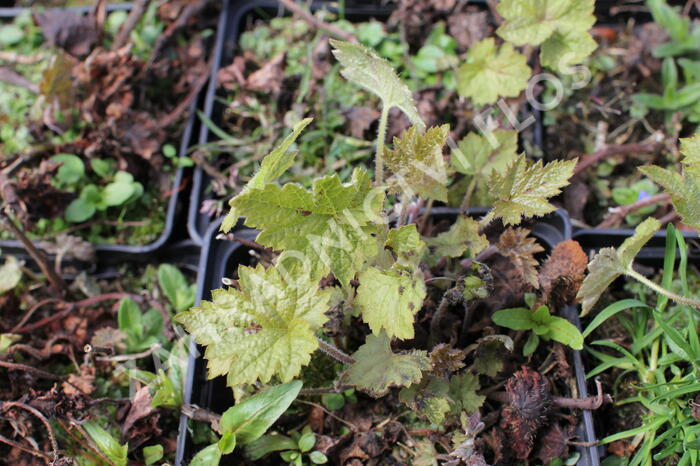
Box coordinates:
[497,228,544,289]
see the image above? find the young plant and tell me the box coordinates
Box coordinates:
[189,381,302,465]
[247,426,328,466]
[177,39,578,463]
[493,301,584,356]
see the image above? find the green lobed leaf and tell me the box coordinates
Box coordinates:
[488,154,576,225]
[356,266,426,340]
[399,376,451,424]
[386,224,425,254]
[229,169,384,286]
[640,162,700,233]
[424,216,488,265]
[448,372,485,415]
[384,125,450,202]
[221,118,313,233]
[452,130,518,178]
[456,38,531,106]
[330,39,425,130]
[496,0,596,72]
[540,29,598,73]
[496,0,595,45]
[219,380,302,445]
[343,331,430,397]
[577,217,661,315]
[175,264,332,386]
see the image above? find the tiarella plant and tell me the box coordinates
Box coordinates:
[177,35,584,462]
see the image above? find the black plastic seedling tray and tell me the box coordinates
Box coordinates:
[0,2,221,264]
[176,208,601,466]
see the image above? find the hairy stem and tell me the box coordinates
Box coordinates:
[375,105,390,185]
[460,177,478,212]
[478,210,495,231]
[627,268,700,309]
[316,338,355,365]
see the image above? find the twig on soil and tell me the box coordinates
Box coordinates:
[277,0,357,42]
[11,298,62,332]
[0,360,64,381]
[0,209,66,297]
[13,292,141,334]
[573,142,663,175]
[1,401,58,462]
[159,53,215,129]
[113,0,151,50]
[300,384,353,396]
[488,379,613,410]
[0,51,47,64]
[0,433,50,462]
[95,343,161,362]
[596,193,672,228]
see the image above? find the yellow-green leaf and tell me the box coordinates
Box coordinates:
[343,331,429,397]
[222,118,312,233]
[175,264,332,386]
[0,256,22,294]
[489,155,576,225]
[456,38,531,106]
[330,39,424,130]
[424,216,488,265]
[384,125,450,202]
[577,218,660,315]
[356,267,425,340]
[229,168,384,286]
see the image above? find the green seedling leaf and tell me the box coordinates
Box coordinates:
[546,314,583,350]
[246,434,298,461]
[492,307,537,330]
[51,154,85,185]
[190,443,222,466]
[496,0,596,72]
[577,217,661,315]
[118,297,144,343]
[488,154,577,225]
[384,125,450,202]
[220,380,302,445]
[356,266,426,340]
[65,197,97,223]
[330,39,425,130]
[424,216,488,265]
[143,444,164,465]
[222,118,313,233]
[158,264,196,313]
[175,264,332,386]
[640,134,700,232]
[309,451,328,464]
[456,38,531,106]
[229,169,384,286]
[399,376,451,423]
[344,331,430,397]
[91,158,114,178]
[82,421,128,466]
[0,24,23,45]
[298,429,316,453]
[104,171,141,206]
[448,372,485,415]
[0,256,22,294]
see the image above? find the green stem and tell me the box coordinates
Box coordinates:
[460,177,477,212]
[375,105,390,185]
[627,268,700,309]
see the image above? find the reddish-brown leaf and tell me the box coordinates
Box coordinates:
[497,228,544,289]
